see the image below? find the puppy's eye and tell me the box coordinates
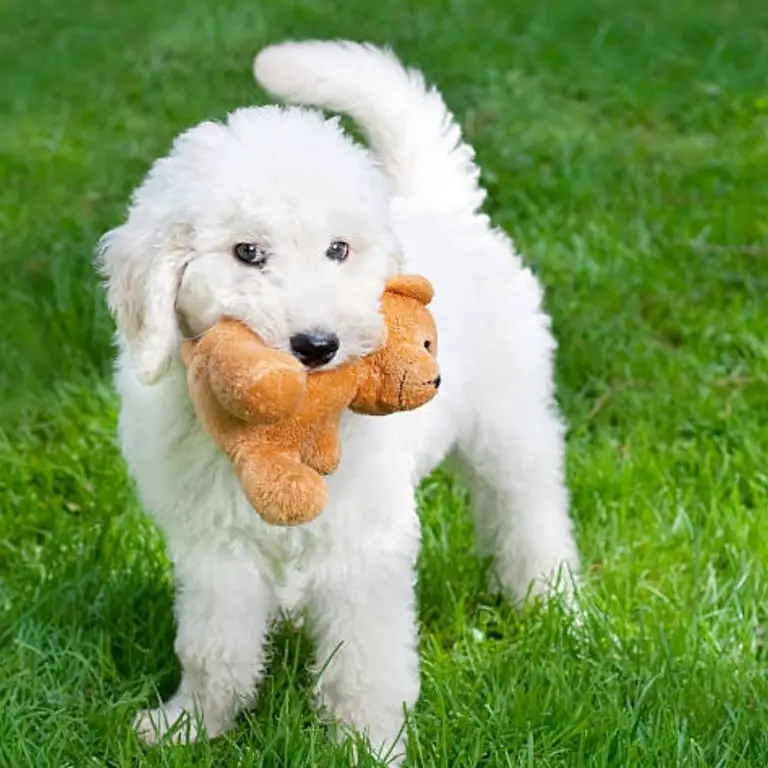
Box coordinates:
[233,242,268,267]
[325,240,349,262]
[424,340,432,351]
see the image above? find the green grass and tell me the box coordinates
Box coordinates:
[1,0,767,764]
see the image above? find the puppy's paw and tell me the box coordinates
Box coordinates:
[324,720,406,768]
[133,703,214,746]
[316,691,408,767]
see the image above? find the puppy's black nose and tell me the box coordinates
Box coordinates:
[290,331,340,368]
[433,375,442,389]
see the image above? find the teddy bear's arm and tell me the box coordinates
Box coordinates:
[348,357,389,415]
[301,423,341,475]
[193,321,307,425]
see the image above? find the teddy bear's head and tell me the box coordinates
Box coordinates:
[361,274,440,414]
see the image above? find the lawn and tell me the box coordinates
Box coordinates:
[1,0,767,765]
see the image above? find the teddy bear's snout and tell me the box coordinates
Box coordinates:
[394,362,441,411]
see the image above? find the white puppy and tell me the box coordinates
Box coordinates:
[98,40,579,762]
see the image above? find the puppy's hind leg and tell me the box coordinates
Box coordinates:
[456,392,580,606]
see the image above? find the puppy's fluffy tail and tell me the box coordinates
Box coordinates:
[254,40,486,217]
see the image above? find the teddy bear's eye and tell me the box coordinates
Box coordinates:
[325,240,350,262]
[424,340,432,351]
[233,242,268,267]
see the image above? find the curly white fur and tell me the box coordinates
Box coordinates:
[98,40,579,763]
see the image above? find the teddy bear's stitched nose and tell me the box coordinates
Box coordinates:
[290,331,340,368]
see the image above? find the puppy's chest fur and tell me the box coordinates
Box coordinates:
[118,359,409,597]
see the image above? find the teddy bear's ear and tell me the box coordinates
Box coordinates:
[384,274,434,306]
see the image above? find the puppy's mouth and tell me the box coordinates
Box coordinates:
[296,356,351,374]
[300,359,331,371]
[297,351,349,372]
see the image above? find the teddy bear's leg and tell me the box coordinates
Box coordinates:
[455,393,580,607]
[235,449,328,526]
[134,547,274,745]
[304,473,420,765]
[302,424,341,476]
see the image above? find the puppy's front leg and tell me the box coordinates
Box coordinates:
[134,545,274,745]
[306,530,420,765]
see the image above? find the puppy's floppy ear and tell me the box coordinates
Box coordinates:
[384,274,434,306]
[97,219,188,385]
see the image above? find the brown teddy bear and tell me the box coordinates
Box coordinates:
[180,274,440,526]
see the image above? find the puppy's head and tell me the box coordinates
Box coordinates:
[98,106,401,384]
